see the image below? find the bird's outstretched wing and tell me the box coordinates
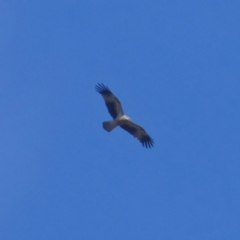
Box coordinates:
[95,83,124,119]
[120,121,154,148]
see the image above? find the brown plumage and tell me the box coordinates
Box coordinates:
[95,83,154,148]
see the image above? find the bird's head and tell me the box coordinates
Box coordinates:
[120,115,131,121]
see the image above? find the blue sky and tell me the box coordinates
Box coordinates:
[1,1,240,239]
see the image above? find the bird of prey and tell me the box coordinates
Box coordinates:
[95,83,154,148]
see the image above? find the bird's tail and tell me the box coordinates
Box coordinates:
[102,120,118,132]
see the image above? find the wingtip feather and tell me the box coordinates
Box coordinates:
[95,83,111,94]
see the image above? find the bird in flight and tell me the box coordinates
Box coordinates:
[95,83,154,148]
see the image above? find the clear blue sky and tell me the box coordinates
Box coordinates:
[1,1,239,239]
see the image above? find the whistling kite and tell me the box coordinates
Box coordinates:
[95,83,154,148]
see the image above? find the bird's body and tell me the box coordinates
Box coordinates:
[95,83,154,148]
[102,115,131,132]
